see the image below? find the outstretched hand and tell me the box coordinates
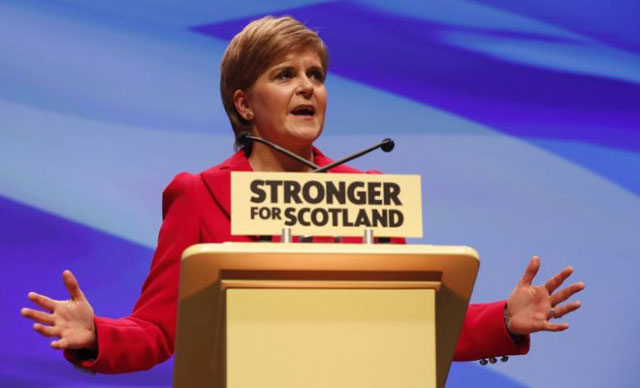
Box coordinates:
[507,256,584,335]
[21,270,96,350]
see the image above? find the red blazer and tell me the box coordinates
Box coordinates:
[65,148,529,373]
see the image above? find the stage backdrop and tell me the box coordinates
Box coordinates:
[2,1,639,387]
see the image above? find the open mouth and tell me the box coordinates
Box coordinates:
[291,105,315,117]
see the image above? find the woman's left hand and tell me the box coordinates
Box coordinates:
[507,256,584,335]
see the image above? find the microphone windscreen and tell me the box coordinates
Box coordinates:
[381,138,395,152]
[237,131,252,147]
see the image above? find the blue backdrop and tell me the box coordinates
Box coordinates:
[2,1,639,386]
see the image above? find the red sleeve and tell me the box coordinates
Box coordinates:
[453,301,530,361]
[64,172,201,373]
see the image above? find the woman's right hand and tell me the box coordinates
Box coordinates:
[21,270,97,351]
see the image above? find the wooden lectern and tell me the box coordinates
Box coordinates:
[173,242,479,388]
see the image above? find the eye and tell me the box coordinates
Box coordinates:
[275,69,294,80]
[308,68,325,82]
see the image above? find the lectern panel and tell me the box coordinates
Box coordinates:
[226,288,436,388]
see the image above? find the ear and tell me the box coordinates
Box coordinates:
[233,89,253,121]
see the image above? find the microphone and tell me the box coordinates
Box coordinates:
[313,138,395,173]
[237,132,320,170]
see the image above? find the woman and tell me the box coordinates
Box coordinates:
[21,16,584,374]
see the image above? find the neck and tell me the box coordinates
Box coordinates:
[248,142,314,172]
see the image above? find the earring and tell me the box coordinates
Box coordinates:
[245,112,253,120]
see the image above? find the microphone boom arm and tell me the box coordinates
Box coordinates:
[313,138,394,173]
[238,133,320,170]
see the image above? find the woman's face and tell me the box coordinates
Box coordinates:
[243,48,327,151]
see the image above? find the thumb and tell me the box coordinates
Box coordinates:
[63,270,85,301]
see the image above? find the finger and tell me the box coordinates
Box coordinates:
[20,307,55,325]
[552,300,581,319]
[545,266,574,294]
[63,270,85,301]
[542,321,569,332]
[51,338,69,350]
[519,256,540,286]
[551,282,585,305]
[33,323,60,338]
[28,292,56,312]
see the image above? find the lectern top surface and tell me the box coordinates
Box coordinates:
[182,242,478,261]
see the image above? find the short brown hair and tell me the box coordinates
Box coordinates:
[219,16,329,149]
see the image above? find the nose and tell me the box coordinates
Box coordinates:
[296,75,314,98]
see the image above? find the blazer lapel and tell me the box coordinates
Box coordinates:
[200,150,252,219]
